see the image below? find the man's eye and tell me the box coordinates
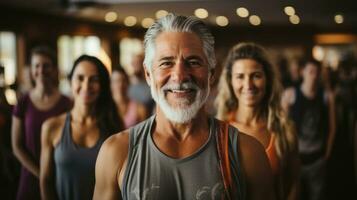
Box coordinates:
[189,61,201,66]
[186,59,202,67]
[159,62,172,67]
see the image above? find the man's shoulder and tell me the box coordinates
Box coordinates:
[102,115,152,154]
[102,130,130,153]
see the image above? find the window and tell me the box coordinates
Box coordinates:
[0,31,17,105]
[119,38,143,75]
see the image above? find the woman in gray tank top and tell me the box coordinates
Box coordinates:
[39,55,124,200]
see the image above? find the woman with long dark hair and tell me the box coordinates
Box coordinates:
[40,55,124,200]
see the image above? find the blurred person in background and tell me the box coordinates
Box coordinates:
[128,53,155,115]
[216,42,299,200]
[0,64,19,200]
[326,55,357,199]
[287,58,302,87]
[282,58,336,200]
[40,55,124,200]
[11,46,72,200]
[111,66,147,128]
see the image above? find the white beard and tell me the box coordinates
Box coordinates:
[150,78,210,124]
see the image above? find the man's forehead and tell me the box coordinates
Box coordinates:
[153,31,206,58]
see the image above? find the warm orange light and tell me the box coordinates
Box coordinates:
[314,34,357,44]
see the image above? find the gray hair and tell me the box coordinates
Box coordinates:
[143,13,216,72]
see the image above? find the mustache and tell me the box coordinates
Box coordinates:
[161,81,199,91]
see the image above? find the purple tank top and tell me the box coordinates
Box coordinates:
[12,93,72,200]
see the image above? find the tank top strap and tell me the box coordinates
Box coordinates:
[121,115,155,195]
[59,112,73,147]
[227,123,246,200]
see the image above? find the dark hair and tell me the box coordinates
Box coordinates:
[112,66,129,82]
[69,55,124,135]
[300,58,321,70]
[31,45,57,66]
[29,45,59,87]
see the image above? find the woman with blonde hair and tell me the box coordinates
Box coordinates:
[216,42,299,200]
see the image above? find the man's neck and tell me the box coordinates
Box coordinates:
[154,108,209,142]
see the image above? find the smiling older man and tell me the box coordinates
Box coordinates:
[93,13,274,200]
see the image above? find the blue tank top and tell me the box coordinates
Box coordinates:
[122,116,246,200]
[54,113,105,200]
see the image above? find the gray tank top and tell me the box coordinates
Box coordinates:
[122,116,246,200]
[54,113,105,200]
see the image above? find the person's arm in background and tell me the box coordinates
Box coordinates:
[239,133,276,200]
[325,90,336,160]
[40,117,63,200]
[281,87,296,113]
[11,116,39,177]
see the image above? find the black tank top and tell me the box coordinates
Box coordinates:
[289,86,328,164]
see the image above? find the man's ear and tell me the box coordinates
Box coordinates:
[143,64,151,86]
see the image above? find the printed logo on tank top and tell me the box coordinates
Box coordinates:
[195,182,225,200]
[131,182,225,200]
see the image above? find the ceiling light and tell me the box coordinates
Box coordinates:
[194,8,208,19]
[124,16,137,27]
[216,16,229,27]
[141,18,155,28]
[249,15,261,26]
[284,6,295,16]
[335,14,344,24]
[156,10,168,19]
[236,7,249,18]
[289,15,300,24]
[105,12,117,22]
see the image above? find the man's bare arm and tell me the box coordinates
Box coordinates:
[93,131,129,200]
[239,133,276,200]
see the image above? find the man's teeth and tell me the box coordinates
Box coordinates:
[171,89,191,93]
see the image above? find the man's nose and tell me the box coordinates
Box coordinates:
[171,60,190,83]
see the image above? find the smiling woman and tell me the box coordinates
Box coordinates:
[215,42,299,200]
[39,55,124,200]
